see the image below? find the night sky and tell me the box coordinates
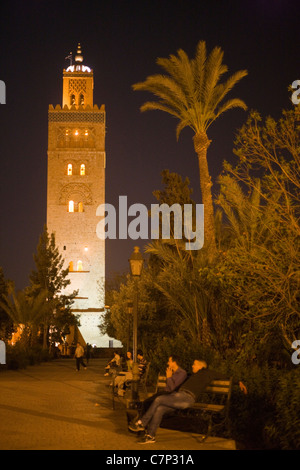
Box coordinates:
[0,0,299,290]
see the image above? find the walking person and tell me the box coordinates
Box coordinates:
[74,342,87,371]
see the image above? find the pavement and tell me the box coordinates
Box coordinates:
[0,358,236,451]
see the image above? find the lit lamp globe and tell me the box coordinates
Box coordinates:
[129,246,144,277]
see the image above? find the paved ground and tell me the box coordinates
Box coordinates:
[0,358,236,451]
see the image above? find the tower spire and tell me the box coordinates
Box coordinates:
[75,43,83,63]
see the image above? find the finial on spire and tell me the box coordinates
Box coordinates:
[75,43,83,63]
[65,52,73,66]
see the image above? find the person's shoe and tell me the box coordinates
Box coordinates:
[139,434,156,444]
[128,420,145,432]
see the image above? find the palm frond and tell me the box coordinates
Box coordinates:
[132,40,247,138]
[213,98,247,124]
[202,46,227,112]
[211,69,248,111]
[133,74,189,112]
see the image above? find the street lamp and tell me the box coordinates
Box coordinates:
[128,246,144,404]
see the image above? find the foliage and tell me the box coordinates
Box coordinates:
[0,284,52,348]
[29,225,78,348]
[264,368,300,450]
[215,108,300,353]
[0,267,14,341]
[3,343,52,370]
[133,40,248,256]
[132,40,247,138]
[101,106,300,449]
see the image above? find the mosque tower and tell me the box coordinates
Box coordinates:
[47,44,109,346]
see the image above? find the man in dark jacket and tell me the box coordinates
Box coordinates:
[129,359,247,444]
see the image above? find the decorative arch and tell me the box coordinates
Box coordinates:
[59,183,93,206]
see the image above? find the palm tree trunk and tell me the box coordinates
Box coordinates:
[193,132,217,257]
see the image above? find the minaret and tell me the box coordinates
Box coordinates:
[47,44,107,346]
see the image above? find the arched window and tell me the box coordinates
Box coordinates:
[68,200,74,212]
[67,163,72,175]
[79,94,85,105]
[70,94,75,106]
[69,261,74,272]
[78,202,84,212]
[77,260,83,271]
[80,164,85,175]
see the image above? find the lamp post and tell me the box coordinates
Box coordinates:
[126,301,133,353]
[128,246,144,404]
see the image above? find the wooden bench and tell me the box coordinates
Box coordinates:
[154,374,233,442]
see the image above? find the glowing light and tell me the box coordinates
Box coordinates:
[68,200,74,212]
[66,65,91,73]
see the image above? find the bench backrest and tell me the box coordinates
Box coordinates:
[155,375,232,402]
[206,379,232,395]
[155,374,167,393]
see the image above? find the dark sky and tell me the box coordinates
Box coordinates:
[0,0,299,290]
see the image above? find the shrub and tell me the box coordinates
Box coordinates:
[3,344,52,370]
[264,368,300,450]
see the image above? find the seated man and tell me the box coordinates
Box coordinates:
[129,359,247,444]
[135,354,187,415]
[104,350,121,376]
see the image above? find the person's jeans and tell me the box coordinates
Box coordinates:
[76,357,87,370]
[141,391,195,437]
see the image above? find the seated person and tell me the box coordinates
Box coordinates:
[115,349,147,396]
[114,351,133,389]
[137,349,147,378]
[135,354,187,416]
[104,350,121,376]
[129,359,247,444]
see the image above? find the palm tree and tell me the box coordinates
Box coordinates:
[132,40,248,256]
[0,285,51,347]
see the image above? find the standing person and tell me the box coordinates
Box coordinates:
[129,359,247,444]
[74,342,87,371]
[85,343,91,364]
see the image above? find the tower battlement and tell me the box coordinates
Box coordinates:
[49,104,105,111]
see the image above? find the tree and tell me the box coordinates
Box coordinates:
[213,108,300,356]
[0,267,14,341]
[0,285,52,348]
[29,226,78,348]
[132,40,248,257]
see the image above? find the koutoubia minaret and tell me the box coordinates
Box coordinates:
[47,44,108,346]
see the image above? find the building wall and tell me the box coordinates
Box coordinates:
[46,63,113,346]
